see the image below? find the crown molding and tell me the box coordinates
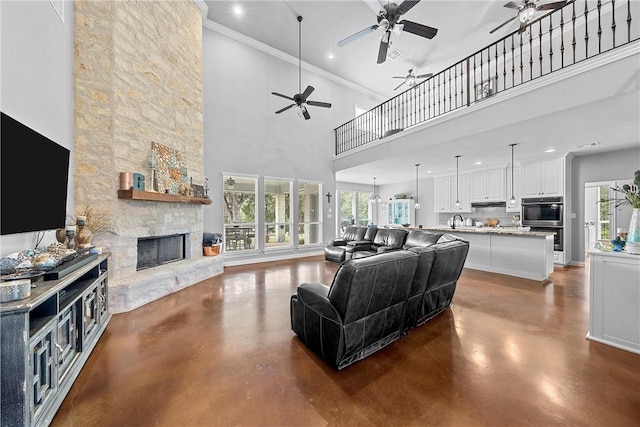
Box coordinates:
[193,0,208,21]
[202,20,387,102]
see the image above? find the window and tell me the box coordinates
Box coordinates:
[265,178,292,249]
[298,181,322,246]
[598,185,611,240]
[338,190,372,234]
[223,175,257,252]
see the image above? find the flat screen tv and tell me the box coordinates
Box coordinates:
[1,112,70,235]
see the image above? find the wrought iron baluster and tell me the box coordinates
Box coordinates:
[473,54,477,102]
[539,21,544,76]
[597,0,602,53]
[437,74,441,116]
[560,8,565,68]
[461,60,466,107]
[495,44,499,93]
[466,58,471,106]
[427,76,431,118]
[627,0,632,43]
[611,0,616,47]
[485,47,490,96]
[511,35,516,87]
[448,68,452,112]
[503,40,507,91]
[549,14,554,72]
[529,27,534,80]
[585,0,590,58]
[454,63,458,108]
[519,32,524,83]
[572,1,577,63]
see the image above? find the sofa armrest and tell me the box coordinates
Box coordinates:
[328,239,348,246]
[296,282,342,322]
[345,241,373,252]
[376,246,402,254]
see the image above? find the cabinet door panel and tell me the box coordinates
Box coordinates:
[541,159,563,196]
[486,169,505,201]
[522,162,542,197]
[470,173,486,202]
[434,176,451,212]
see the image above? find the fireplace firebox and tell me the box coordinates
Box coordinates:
[137,234,186,271]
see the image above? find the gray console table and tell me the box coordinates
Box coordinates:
[1,253,110,426]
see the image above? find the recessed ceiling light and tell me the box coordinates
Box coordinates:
[474,161,483,165]
[425,170,432,174]
[545,148,556,153]
[233,5,243,16]
[327,53,335,60]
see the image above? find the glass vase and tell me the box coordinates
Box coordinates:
[626,208,640,254]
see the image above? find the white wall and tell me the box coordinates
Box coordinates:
[202,26,379,251]
[0,0,74,256]
[571,146,640,263]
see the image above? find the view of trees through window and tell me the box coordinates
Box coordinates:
[339,190,371,232]
[598,185,611,240]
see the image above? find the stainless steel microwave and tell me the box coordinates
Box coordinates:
[521,196,564,227]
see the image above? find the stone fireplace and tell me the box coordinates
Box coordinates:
[73,1,222,313]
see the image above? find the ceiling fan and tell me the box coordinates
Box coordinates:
[392,68,433,90]
[338,0,438,64]
[489,0,571,34]
[271,16,331,120]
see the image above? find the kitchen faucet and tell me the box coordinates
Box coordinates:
[451,214,464,229]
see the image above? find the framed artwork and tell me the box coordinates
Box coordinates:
[151,142,187,195]
[476,77,497,100]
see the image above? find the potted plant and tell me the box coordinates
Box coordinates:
[612,170,640,254]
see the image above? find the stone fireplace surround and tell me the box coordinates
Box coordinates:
[73,1,223,313]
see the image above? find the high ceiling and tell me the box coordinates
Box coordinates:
[206,1,521,99]
[205,1,640,184]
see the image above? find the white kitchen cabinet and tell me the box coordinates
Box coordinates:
[506,165,521,212]
[471,168,506,202]
[522,158,564,197]
[434,176,452,212]
[434,174,470,213]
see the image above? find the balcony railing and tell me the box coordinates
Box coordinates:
[334,0,639,155]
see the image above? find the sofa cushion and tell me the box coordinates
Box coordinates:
[370,228,408,251]
[403,230,443,249]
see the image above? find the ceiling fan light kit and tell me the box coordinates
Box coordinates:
[271,16,331,120]
[489,0,570,35]
[338,0,438,64]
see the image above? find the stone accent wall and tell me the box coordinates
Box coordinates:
[74,0,219,312]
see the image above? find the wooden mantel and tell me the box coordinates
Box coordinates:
[117,190,212,205]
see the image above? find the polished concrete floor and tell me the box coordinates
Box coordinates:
[53,256,640,426]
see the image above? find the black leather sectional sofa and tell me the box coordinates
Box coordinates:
[291,231,469,370]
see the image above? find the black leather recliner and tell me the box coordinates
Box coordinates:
[403,239,469,330]
[290,250,418,370]
[346,228,408,259]
[323,226,372,263]
[402,229,443,249]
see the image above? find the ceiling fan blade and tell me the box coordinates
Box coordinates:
[301,85,315,100]
[363,0,385,15]
[415,73,433,79]
[271,92,295,101]
[394,81,406,91]
[396,0,421,16]
[377,36,390,64]
[338,25,379,47]
[307,100,332,108]
[400,20,438,39]
[503,1,523,10]
[489,15,517,34]
[392,76,407,79]
[275,104,295,114]
[301,107,311,120]
[536,0,568,11]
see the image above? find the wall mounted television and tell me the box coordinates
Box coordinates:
[1,112,70,235]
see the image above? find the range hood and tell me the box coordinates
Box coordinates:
[471,201,507,208]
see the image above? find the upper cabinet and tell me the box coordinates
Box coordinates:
[434,173,471,213]
[522,158,564,197]
[387,199,414,226]
[470,168,506,202]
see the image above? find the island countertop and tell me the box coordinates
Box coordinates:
[415,225,556,237]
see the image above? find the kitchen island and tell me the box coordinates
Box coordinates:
[420,226,555,281]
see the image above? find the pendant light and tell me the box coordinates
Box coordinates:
[455,155,461,208]
[509,144,518,206]
[414,164,421,209]
[370,177,382,204]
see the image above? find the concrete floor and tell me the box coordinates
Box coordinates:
[53,256,640,426]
